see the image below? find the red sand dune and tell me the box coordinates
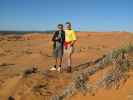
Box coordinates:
[0,32,133,100]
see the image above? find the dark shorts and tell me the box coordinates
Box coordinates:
[53,45,63,58]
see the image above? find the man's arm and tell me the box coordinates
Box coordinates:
[71,31,77,46]
[52,32,59,42]
[52,32,56,42]
[62,31,65,42]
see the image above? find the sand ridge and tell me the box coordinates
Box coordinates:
[0,32,133,100]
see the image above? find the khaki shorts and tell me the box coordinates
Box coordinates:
[64,44,74,55]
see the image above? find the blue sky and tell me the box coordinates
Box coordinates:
[0,0,132,31]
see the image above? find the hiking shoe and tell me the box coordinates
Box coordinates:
[8,96,15,100]
[49,67,56,71]
[67,66,72,73]
[32,67,38,73]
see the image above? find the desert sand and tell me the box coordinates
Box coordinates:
[0,32,133,100]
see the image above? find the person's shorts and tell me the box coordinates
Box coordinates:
[53,46,63,58]
[64,44,74,55]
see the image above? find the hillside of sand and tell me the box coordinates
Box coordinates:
[0,32,133,100]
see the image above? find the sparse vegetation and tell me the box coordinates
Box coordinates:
[51,43,133,100]
[23,67,38,77]
[97,43,133,89]
[72,72,90,95]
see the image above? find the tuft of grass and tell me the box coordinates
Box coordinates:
[23,67,38,77]
[120,60,129,73]
[51,83,76,100]
[51,95,63,100]
[112,43,133,59]
[97,43,132,89]
[72,72,90,95]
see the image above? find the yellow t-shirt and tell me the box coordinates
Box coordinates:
[65,29,77,42]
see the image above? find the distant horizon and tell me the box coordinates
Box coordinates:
[0,30,132,33]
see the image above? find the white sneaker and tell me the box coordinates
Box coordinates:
[57,67,61,72]
[49,67,56,71]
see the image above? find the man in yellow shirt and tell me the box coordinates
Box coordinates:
[64,22,77,72]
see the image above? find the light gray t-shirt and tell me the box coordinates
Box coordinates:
[55,31,63,49]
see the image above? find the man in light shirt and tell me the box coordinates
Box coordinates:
[64,22,77,72]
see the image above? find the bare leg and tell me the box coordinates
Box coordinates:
[58,57,63,72]
[54,58,58,68]
[67,53,72,72]
[59,57,62,67]
[68,54,72,67]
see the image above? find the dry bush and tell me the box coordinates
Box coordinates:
[96,66,129,89]
[72,71,93,95]
[51,83,76,100]
[23,67,38,77]
[32,83,52,97]
[97,43,133,89]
